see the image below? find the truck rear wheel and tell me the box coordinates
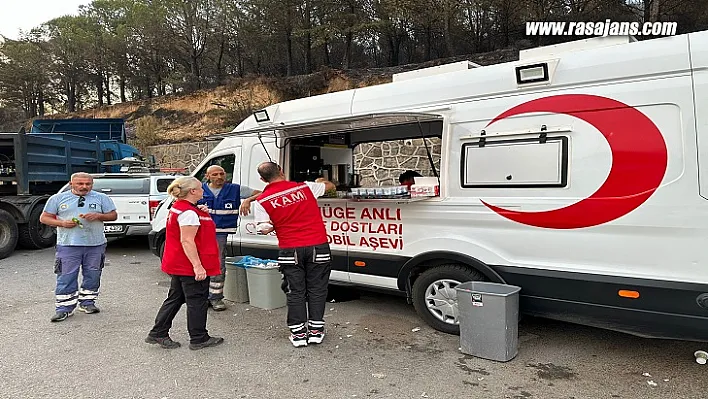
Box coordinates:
[0,209,19,260]
[411,264,485,335]
[18,204,56,249]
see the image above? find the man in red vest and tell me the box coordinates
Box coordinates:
[252,162,336,347]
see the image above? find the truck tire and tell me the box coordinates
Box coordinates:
[18,204,56,249]
[411,264,485,335]
[0,209,19,260]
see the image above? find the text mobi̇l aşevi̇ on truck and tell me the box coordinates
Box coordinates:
[149,30,708,341]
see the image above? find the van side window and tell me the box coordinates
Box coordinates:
[460,137,568,188]
[194,154,236,183]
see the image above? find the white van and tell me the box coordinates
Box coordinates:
[150,30,708,340]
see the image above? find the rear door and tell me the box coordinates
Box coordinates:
[93,177,151,233]
[691,31,708,199]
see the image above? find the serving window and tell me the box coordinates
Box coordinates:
[460,136,568,188]
[282,119,443,200]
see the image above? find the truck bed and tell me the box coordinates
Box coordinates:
[0,132,100,196]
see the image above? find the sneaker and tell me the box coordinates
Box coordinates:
[210,299,227,311]
[289,331,308,347]
[189,336,224,350]
[78,304,100,314]
[145,335,181,349]
[307,329,325,344]
[50,310,74,322]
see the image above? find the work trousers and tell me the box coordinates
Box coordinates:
[278,242,332,333]
[54,244,106,312]
[148,274,211,344]
[208,234,228,302]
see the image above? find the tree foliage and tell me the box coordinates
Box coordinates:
[0,0,705,118]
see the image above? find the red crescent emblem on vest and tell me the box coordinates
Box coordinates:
[480,94,668,229]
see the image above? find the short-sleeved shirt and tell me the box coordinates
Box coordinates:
[239,186,257,199]
[43,190,117,246]
[177,210,200,226]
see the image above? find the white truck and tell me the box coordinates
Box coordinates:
[150,30,708,341]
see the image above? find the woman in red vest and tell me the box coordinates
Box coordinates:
[145,176,224,350]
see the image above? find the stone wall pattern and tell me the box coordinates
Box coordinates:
[147,137,442,186]
[354,138,441,187]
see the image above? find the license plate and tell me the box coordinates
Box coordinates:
[104,225,125,233]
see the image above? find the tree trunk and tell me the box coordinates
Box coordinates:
[28,93,36,118]
[443,2,454,57]
[191,56,201,89]
[323,39,331,66]
[650,0,660,22]
[304,0,312,74]
[105,76,111,106]
[236,40,244,77]
[120,77,126,102]
[67,80,76,113]
[97,77,104,107]
[343,31,353,69]
[425,28,432,61]
[38,88,45,116]
[388,34,401,66]
[286,29,294,76]
[216,33,225,84]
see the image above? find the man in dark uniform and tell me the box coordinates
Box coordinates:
[252,162,336,347]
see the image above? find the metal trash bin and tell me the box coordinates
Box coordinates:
[224,256,249,303]
[455,281,521,362]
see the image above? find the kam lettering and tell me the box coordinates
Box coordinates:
[321,205,404,251]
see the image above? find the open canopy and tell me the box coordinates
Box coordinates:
[207,111,444,141]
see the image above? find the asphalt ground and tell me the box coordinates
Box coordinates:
[1,237,706,399]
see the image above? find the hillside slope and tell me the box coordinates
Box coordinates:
[33,48,519,150]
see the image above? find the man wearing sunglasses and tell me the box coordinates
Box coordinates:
[40,172,118,322]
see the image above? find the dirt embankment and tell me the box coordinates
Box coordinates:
[31,48,519,148]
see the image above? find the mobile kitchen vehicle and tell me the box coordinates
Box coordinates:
[150,30,708,341]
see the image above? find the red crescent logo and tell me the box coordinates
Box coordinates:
[481,94,668,229]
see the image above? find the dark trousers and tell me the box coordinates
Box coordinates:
[148,274,211,344]
[278,242,332,331]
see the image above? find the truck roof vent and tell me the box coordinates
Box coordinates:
[392,60,481,82]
